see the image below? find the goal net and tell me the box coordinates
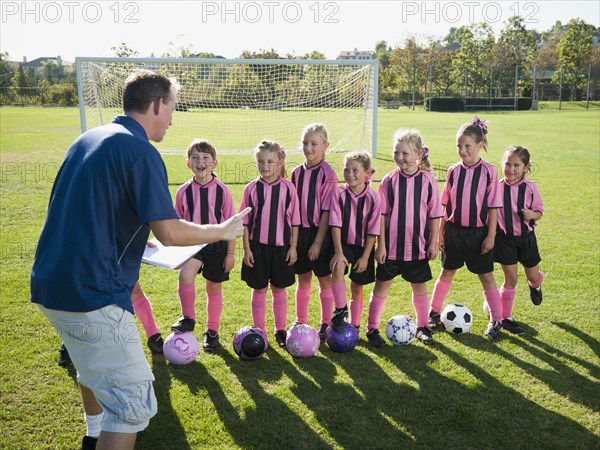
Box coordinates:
[76,57,378,155]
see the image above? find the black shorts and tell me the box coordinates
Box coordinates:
[338,244,376,286]
[494,230,541,268]
[241,241,296,290]
[376,258,432,284]
[294,226,333,277]
[192,241,230,283]
[441,221,494,274]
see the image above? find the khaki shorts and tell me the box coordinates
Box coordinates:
[38,304,157,433]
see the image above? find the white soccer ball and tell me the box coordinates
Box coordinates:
[385,315,417,346]
[441,303,473,335]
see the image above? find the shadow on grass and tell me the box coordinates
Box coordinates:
[552,321,600,362]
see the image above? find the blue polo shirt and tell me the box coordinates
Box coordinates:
[31,115,178,313]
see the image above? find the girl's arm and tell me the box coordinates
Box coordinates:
[242,227,254,267]
[522,209,542,221]
[329,226,348,271]
[355,235,376,273]
[438,217,447,251]
[309,211,330,261]
[482,208,498,254]
[286,226,299,266]
[427,218,441,260]
[374,216,388,264]
[224,239,236,272]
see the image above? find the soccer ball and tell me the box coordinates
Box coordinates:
[385,315,417,345]
[233,326,268,360]
[325,322,359,353]
[441,303,473,334]
[163,332,199,365]
[286,323,320,358]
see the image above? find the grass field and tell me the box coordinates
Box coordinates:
[1,106,599,449]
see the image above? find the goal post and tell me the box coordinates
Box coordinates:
[76,57,378,156]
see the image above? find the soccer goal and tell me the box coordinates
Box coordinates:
[76,57,378,156]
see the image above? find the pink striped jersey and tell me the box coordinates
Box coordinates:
[175,176,235,225]
[291,160,339,228]
[441,159,502,228]
[328,184,381,248]
[379,168,443,261]
[497,178,543,236]
[240,177,300,246]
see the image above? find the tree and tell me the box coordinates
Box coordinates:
[451,23,495,97]
[375,40,391,69]
[553,18,597,100]
[388,37,428,108]
[0,52,14,89]
[112,42,139,57]
[41,60,65,84]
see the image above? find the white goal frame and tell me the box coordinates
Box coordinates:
[75,57,378,157]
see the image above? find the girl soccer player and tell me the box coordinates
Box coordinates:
[367,130,443,346]
[429,116,505,340]
[291,123,339,339]
[240,140,300,348]
[328,151,381,335]
[493,145,544,334]
[170,139,236,352]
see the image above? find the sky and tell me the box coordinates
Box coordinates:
[1,1,599,62]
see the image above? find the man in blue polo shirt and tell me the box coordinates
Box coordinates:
[31,70,249,450]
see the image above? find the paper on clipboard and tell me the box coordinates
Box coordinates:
[141,238,205,270]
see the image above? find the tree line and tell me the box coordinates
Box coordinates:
[1,16,597,107]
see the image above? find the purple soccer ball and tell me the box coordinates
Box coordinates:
[233,326,268,360]
[163,332,199,365]
[325,322,359,353]
[286,323,320,358]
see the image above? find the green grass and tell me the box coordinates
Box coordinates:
[1,107,599,449]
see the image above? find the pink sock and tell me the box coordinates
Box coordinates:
[332,281,347,309]
[412,293,429,328]
[367,294,386,330]
[178,283,196,320]
[319,287,335,325]
[251,290,267,332]
[499,286,516,320]
[484,287,502,322]
[295,286,311,324]
[430,280,452,313]
[206,292,223,332]
[272,289,288,332]
[132,295,160,338]
[349,299,363,328]
[528,271,544,289]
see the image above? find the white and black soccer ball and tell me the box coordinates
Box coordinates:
[385,315,417,345]
[441,303,473,335]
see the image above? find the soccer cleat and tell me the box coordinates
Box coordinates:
[274,330,287,348]
[171,316,196,333]
[331,306,348,332]
[366,328,386,348]
[529,285,543,306]
[318,323,328,341]
[81,435,98,450]
[202,330,220,352]
[416,327,434,345]
[502,317,525,335]
[428,309,443,328]
[147,333,164,355]
[484,320,503,340]
[58,343,72,367]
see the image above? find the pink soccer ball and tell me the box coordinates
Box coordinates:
[163,332,199,365]
[286,323,320,358]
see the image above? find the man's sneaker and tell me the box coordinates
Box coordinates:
[529,285,543,305]
[331,306,348,331]
[318,323,328,341]
[171,316,195,333]
[428,309,443,328]
[366,328,386,348]
[147,333,164,355]
[275,330,287,348]
[484,321,503,340]
[416,327,434,345]
[81,435,98,450]
[58,343,72,367]
[203,330,220,352]
[502,317,525,335]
